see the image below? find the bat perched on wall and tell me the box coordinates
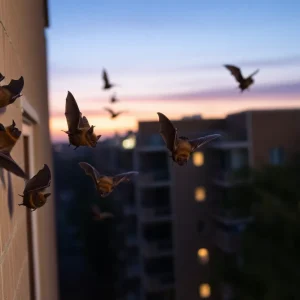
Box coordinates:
[224,65,259,92]
[91,204,114,221]
[0,76,24,108]
[79,162,138,197]
[18,164,51,211]
[157,112,221,166]
[62,91,101,150]
[0,120,26,179]
[104,107,127,119]
[102,69,117,90]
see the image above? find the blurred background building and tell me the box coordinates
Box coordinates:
[0,0,58,300]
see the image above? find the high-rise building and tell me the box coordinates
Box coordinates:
[0,0,58,299]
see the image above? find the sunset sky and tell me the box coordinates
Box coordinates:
[47,0,300,142]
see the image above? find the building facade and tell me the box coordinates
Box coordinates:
[0,0,59,299]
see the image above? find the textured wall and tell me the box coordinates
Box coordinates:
[0,0,58,299]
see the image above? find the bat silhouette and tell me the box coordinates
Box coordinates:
[157,112,221,166]
[91,204,114,221]
[104,107,127,119]
[102,69,118,90]
[0,73,5,82]
[224,64,259,92]
[110,93,119,104]
[0,120,26,179]
[0,76,24,108]
[62,91,101,150]
[18,164,51,211]
[79,162,138,197]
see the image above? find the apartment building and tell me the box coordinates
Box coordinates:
[0,1,58,300]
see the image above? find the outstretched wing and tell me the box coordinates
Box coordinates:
[24,164,51,193]
[249,69,259,78]
[157,112,177,152]
[113,171,138,187]
[104,107,114,115]
[102,69,109,85]
[189,134,221,152]
[224,65,244,83]
[79,116,90,129]
[79,162,101,187]
[0,152,26,179]
[65,91,81,133]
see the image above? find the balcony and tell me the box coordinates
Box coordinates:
[144,273,174,291]
[137,171,170,187]
[214,229,241,253]
[213,169,250,187]
[142,207,172,221]
[142,239,173,257]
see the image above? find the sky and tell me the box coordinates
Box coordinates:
[47,0,300,142]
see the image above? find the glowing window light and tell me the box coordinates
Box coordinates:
[197,248,209,264]
[122,137,136,149]
[193,152,204,166]
[195,187,206,202]
[199,283,211,298]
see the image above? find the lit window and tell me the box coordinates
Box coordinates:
[197,248,209,264]
[122,137,136,149]
[199,284,211,298]
[195,187,206,202]
[193,152,204,167]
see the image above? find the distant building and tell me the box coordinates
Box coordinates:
[0,0,58,300]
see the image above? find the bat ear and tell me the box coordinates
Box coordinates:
[12,120,15,127]
[97,135,101,141]
[44,193,51,199]
[88,126,95,134]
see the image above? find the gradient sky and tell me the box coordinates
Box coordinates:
[47,0,300,142]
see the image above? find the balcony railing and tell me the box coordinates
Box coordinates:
[213,170,250,186]
[214,210,254,225]
[142,239,173,257]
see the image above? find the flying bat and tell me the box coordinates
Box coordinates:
[224,64,259,92]
[18,164,51,211]
[0,120,26,179]
[0,76,24,108]
[102,69,118,90]
[91,204,114,221]
[62,91,101,150]
[104,107,127,119]
[157,112,221,166]
[79,162,138,197]
[110,93,119,104]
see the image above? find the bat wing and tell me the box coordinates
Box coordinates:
[79,116,90,129]
[249,69,259,78]
[24,164,51,193]
[0,73,5,82]
[102,69,109,85]
[65,91,81,133]
[104,107,114,115]
[157,112,177,152]
[79,162,101,187]
[0,151,26,179]
[224,65,244,83]
[112,171,138,187]
[189,134,221,152]
[4,76,24,96]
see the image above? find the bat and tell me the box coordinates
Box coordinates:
[104,107,127,119]
[91,204,114,221]
[0,73,5,82]
[0,76,24,108]
[62,91,101,150]
[0,120,26,179]
[0,120,22,153]
[18,164,51,211]
[102,69,118,90]
[110,93,119,104]
[224,64,259,92]
[79,162,138,197]
[157,112,221,166]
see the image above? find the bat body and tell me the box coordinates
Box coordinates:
[63,91,101,150]
[18,164,51,211]
[0,120,26,178]
[157,112,221,166]
[224,65,259,92]
[110,93,119,103]
[104,107,126,119]
[91,204,114,221]
[102,69,117,90]
[0,76,24,108]
[79,162,138,197]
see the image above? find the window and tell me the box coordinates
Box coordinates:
[197,248,209,264]
[199,284,211,298]
[195,187,206,202]
[269,147,284,165]
[193,152,204,167]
